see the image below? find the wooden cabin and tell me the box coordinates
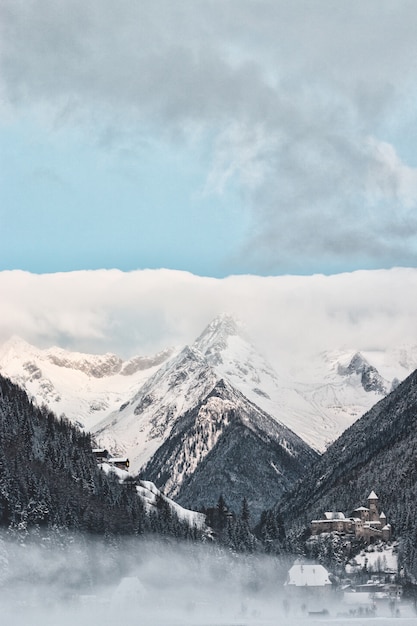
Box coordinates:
[92,448,110,462]
[108,457,130,470]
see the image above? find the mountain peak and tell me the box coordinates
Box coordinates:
[345,352,369,375]
[338,351,388,395]
[0,335,38,357]
[195,313,241,344]
[193,314,245,365]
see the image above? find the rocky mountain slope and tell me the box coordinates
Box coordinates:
[142,377,318,516]
[93,345,220,469]
[1,318,414,455]
[276,367,417,571]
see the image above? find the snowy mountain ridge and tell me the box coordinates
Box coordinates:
[190,315,417,452]
[93,345,223,470]
[1,316,416,462]
[0,335,177,430]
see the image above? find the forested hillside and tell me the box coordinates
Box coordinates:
[275,368,417,577]
[0,375,198,539]
[143,378,318,517]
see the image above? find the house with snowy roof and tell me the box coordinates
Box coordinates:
[285,561,334,596]
[311,491,391,543]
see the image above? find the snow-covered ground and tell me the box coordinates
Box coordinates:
[100,462,207,529]
[346,542,398,575]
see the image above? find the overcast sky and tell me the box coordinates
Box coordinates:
[2,0,417,277]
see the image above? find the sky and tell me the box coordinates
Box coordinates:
[2,0,417,277]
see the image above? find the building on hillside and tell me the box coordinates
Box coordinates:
[311,491,391,543]
[108,457,130,470]
[92,448,110,462]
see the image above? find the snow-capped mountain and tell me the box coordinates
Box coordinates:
[188,314,415,451]
[337,352,392,394]
[1,315,416,481]
[0,336,175,430]
[92,345,220,469]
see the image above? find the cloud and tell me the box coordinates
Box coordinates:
[1,1,417,271]
[366,138,417,210]
[0,269,417,374]
[204,121,278,195]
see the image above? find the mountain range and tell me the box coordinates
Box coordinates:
[1,314,417,515]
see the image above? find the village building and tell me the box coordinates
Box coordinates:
[92,449,130,470]
[108,457,130,470]
[311,491,391,543]
[285,561,334,594]
[284,560,335,614]
[92,448,110,462]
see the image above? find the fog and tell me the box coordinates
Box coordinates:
[0,530,415,625]
[0,530,290,625]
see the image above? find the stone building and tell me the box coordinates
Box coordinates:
[311,491,391,543]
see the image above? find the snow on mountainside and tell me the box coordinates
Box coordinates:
[0,336,176,430]
[101,462,206,530]
[89,314,417,484]
[142,377,318,515]
[0,317,416,467]
[191,314,416,452]
[92,346,221,470]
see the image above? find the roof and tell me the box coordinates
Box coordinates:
[324,512,345,520]
[354,506,369,511]
[380,512,386,519]
[368,491,378,500]
[286,563,332,587]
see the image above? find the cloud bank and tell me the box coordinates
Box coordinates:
[0,269,416,371]
[1,1,417,273]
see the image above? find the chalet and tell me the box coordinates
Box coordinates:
[311,491,391,543]
[283,560,334,617]
[108,457,130,470]
[92,448,110,462]
[286,562,333,593]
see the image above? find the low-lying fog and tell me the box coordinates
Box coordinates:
[0,529,415,625]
